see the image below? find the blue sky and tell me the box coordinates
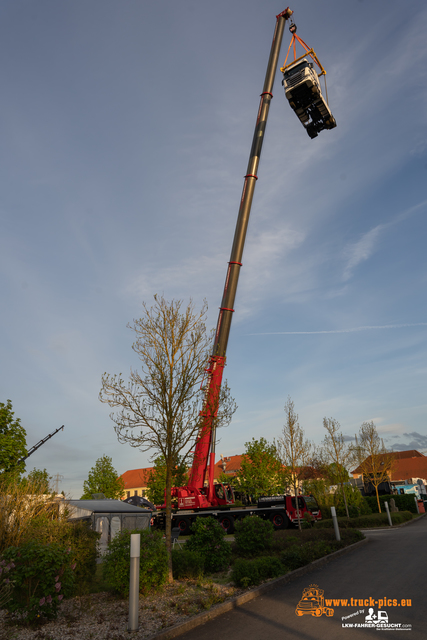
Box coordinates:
[1,0,426,497]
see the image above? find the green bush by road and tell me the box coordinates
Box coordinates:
[314,510,413,529]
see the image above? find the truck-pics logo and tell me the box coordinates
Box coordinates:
[295,584,334,618]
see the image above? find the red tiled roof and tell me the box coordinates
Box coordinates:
[390,457,427,483]
[352,450,426,476]
[120,454,325,489]
[120,468,154,489]
[391,450,423,459]
[205,455,243,481]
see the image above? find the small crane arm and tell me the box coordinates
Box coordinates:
[17,425,65,465]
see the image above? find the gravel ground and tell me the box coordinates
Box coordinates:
[0,580,241,640]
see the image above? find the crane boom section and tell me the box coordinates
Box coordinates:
[17,425,65,465]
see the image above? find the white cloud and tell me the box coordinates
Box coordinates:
[248,323,427,336]
[342,225,384,281]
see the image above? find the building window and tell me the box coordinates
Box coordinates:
[134,490,138,496]
[127,491,130,498]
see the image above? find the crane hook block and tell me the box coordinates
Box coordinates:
[289,22,297,33]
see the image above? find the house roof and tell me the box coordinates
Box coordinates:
[352,450,426,477]
[120,454,324,489]
[67,499,151,514]
[390,450,423,459]
[120,467,154,489]
[209,455,244,479]
[390,457,427,483]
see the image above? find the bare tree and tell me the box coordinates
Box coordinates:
[99,296,236,581]
[276,397,312,530]
[321,418,355,518]
[352,421,396,513]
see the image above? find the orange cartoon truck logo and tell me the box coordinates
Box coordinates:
[296,584,334,618]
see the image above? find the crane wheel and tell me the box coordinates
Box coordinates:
[219,514,234,534]
[270,511,289,530]
[175,517,191,536]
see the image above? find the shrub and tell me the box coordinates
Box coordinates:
[280,546,305,571]
[281,539,334,571]
[335,499,372,518]
[232,556,284,588]
[103,529,168,597]
[391,511,413,524]
[272,527,363,551]
[233,516,274,557]
[172,549,205,579]
[314,510,412,529]
[364,494,419,514]
[23,516,100,595]
[186,517,231,573]
[318,505,331,519]
[0,475,62,554]
[301,512,313,528]
[0,560,14,609]
[1,541,74,622]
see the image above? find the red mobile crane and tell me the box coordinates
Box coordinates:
[156,9,326,534]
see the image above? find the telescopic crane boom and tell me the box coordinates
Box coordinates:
[172,8,294,511]
[17,425,65,465]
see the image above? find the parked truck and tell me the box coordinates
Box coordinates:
[155,493,321,535]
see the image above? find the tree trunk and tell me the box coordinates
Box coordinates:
[341,482,350,518]
[375,485,381,513]
[165,465,173,583]
[294,480,301,530]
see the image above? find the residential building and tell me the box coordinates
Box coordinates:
[351,449,427,495]
[119,467,154,499]
[119,454,322,499]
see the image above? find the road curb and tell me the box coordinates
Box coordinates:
[148,537,368,640]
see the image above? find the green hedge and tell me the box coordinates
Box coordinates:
[186,517,232,573]
[281,539,337,570]
[23,516,100,595]
[172,549,205,579]
[364,494,419,514]
[103,529,168,597]
[234,516,274,557]
[232,556,284,588]
[1,541,74,622]
[319,499,372,520]
[315,511,413,529]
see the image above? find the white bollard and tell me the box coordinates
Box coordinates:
[330,506,341,541]
[384,501,393,526]
[128,533,140,631]
[414,496,420,514]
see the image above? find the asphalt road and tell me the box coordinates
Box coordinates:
[180,516,426,640]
